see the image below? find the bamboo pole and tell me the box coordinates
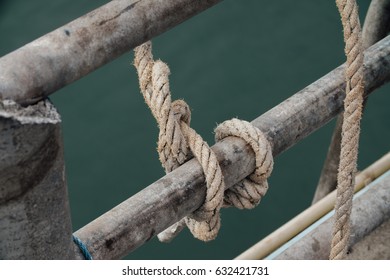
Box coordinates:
[362,0,390,49]
[271,170,390,260]
[235,152,390,260]
[0,0,222,106]
[346,218,390,259]
[312,0,390,204]
[73,36,390,260]
[0,99,75,259]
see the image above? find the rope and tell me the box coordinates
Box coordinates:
[133,42,190,174]
[330,0,365,260]
[73,235,93,260]
[133,42,273,242]
[134,42,224,241]
[215,119,273,210]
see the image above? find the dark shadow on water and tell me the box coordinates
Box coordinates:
[0,0,9,15]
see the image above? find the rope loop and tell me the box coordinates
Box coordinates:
[134,41,225,241]
[134,42,190,174]
[215,118,273,209]
[133,41,273,243]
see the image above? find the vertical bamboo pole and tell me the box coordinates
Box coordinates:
[362,0,390,49]
[0,99,74,259]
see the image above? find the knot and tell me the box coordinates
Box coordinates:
[134,43,190,173]
[172,99,191,125]
[133,41,274,243]
[176,119,225,241]
[215,118,273,209]
[134,41,224,242]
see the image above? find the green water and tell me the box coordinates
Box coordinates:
[1,0,389,259]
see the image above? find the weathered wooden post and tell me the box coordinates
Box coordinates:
[0,99,75,259]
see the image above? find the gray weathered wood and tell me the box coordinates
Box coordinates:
[362,0,390,49]
[346,218,390,260]
[73,36,390,260]
[0,0,222,106]
[312,117,343,204]
[0,99,75,259]
[272,172,390,259]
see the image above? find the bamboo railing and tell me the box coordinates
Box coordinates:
[1,0,390,260]
[74,36,390,259]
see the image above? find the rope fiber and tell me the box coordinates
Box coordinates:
[132,0,364,253]
[133,42,273,242]
[331,0,365,260]
[73,235,93,260]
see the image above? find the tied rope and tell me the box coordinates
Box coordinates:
[331,0,365,259]
[73,235,93,260]
[216,119,273,210]
[133,42,273,242]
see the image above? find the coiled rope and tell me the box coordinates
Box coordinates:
[331,0,365,259]
[134,42,273,242]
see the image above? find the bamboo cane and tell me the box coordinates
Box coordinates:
[362,0,390,49]
[235,152,390,260]
[273,169,390,259]
[0,0,222,106]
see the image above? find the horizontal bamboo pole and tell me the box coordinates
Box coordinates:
[73,36,390,260]
[235,152,390,260]
[271,170,390,259]
[346,218,390,259]
[0,0,222,106]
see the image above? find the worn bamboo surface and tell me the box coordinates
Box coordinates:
[235,152,390,260]
[0,0,222,105]
[272,169,390,259]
